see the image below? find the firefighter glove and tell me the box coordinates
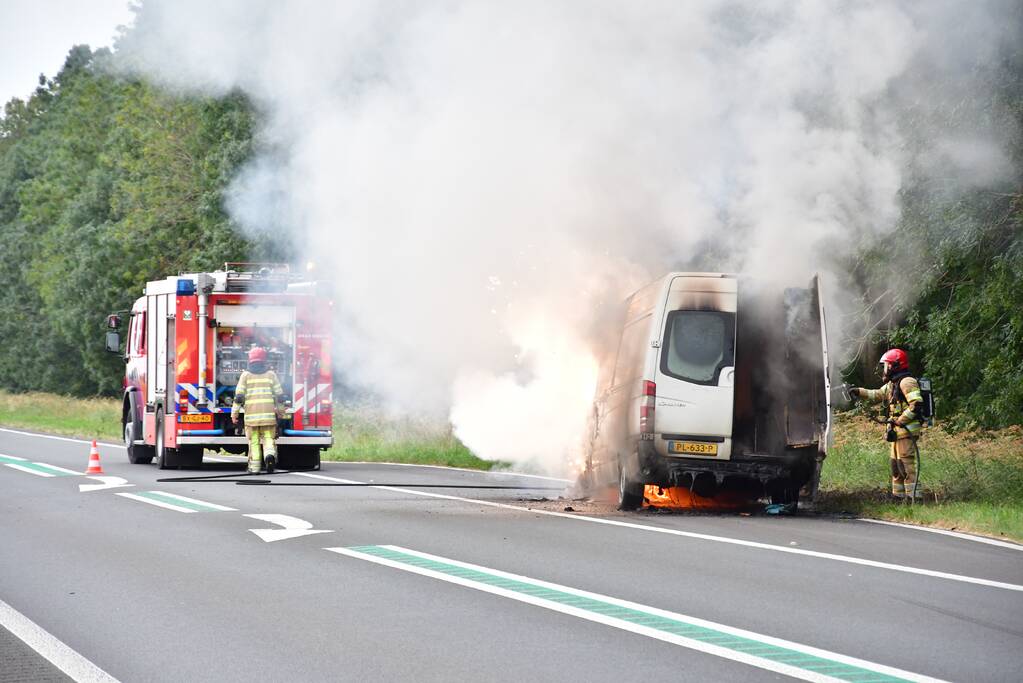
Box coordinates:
[848,386,861,399]
[885,421,898,442]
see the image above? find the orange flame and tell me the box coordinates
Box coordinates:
[643,485,751,510]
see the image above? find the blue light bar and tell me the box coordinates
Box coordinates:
[176,279,196,296]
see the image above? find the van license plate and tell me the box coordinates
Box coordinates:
[673,441,718,455]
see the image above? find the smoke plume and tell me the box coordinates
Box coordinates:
[115,0,1018,474]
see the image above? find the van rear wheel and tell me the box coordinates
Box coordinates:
[618,466,644,511]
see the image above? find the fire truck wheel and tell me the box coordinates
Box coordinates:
[124,421,154,464]
[278,446,320,471]
[124,394,154,464]
[155,408,174,470]
[176,447,204,469]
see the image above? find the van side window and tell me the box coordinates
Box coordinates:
[612,315,651,388]
[660,310,735,385]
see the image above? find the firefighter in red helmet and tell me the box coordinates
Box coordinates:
[231,346,285,473]
[849,349,925,500]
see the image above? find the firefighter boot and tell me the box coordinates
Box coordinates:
[264,450,277,474]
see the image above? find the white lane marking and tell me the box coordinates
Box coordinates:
[115,491,236,513]
[0,596,120,683]
[37,464,83,475]
[146,492,236,511]
[859,518,1023,551]
[297,472,1023,593]
[0,452,27,460]
[329,545,944,683]
[244,514,333,543]
[116,492,198,513]
[0,427,124,449]
[4,463,56,477]
[3,462,79,477]
[79,476,134,493]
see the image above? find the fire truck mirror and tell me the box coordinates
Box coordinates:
[106,313,121,329]
[105,331,121,354]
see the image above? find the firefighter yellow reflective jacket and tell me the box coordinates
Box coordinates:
[861,375,924,437]
[231,370,284,427]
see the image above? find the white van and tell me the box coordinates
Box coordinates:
[583,272,831,510]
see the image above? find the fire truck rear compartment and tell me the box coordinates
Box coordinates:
[212,304,296,439]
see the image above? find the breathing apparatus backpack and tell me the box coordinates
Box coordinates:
[917,377,935,426]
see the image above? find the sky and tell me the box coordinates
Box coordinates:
[0,0,133,105]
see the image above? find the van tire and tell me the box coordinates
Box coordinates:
[768,478,800,506]
[618,465,644,511]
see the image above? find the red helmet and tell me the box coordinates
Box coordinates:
[878,348,908,374]
[248,347,267,363]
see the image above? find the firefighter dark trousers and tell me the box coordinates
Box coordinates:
[890,437,920,499]
[246,426,277,473]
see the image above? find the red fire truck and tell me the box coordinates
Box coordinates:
[105,264,333,469]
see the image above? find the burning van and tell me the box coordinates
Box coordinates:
[582,272,832,510]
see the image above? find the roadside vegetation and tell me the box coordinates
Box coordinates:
[819,412,1023,542]
[0,390,121,441]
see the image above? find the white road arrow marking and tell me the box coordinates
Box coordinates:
[79,476,134,493]
[244,514,333,543]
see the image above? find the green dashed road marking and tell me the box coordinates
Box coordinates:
[331,545,941,683]
[1,455,80,476]
[117,491,236,513]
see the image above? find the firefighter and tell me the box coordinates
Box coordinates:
[849,349,924,500]
[231,347,285,474]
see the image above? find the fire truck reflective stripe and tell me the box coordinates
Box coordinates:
[115,491,237,513]
[174,383,216,413]
[328,545,942,683]
[295,383,331,414]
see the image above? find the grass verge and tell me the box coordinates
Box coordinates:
[819,412,1023,543]
[0,390,121,441]
[325,403,497,470]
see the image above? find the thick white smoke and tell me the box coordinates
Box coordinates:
[116,1,1016,475]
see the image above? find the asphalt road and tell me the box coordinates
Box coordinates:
[2,427,1021,682]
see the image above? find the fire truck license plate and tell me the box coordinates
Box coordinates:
[178,414,212,424]
[673,441,718,455]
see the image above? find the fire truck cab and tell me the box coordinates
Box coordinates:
[107,264,333,469]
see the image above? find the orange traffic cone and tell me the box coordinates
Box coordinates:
[85,440,104,475]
